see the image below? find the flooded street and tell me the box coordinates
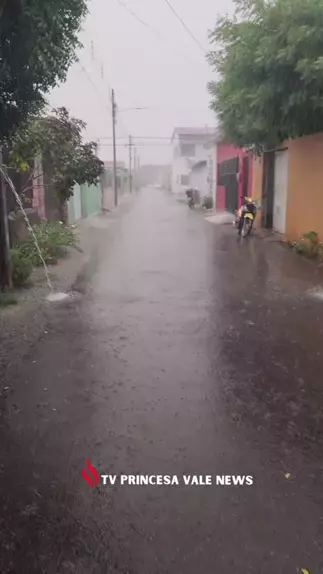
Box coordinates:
[1,188,323,573]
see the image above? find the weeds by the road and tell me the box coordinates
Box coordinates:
[0,293,18,307]
[10,246,34,287]
[10,222,77,288]
[289,231,323,263]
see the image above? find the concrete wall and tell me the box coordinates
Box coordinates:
[81,183,101,218]
[252,133,323,241]
[67,182,102,223]
[68,184,83,224]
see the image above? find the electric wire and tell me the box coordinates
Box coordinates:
[114,0,202,65]
[161,0,206,54]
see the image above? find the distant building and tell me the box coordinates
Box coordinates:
[170,127,218,200]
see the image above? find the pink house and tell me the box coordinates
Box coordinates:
[216,143,253,213]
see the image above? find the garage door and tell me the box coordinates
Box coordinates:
[273,150,289,234]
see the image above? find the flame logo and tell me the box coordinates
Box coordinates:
[82,459,99,488]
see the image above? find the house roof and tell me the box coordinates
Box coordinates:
[171,126,218,142]
[104,160,126,169]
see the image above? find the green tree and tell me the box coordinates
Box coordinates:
[208,0,323,153]
[0,0,87,142]
[11,107,104,217]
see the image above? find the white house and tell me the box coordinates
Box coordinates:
[189,160,207,201]
[170,127,218,201]
[204,137,218,209]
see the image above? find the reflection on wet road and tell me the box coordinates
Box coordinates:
[1,188,323,573]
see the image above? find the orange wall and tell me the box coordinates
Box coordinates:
[251,155,264,229]
[251,133,323,240]
[286,133,323,241]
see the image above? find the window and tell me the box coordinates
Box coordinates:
[180,174,189,185]
[180,143,195,157]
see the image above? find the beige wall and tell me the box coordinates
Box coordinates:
[252,133,323,241]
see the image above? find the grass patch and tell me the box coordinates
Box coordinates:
[0,293,18,307]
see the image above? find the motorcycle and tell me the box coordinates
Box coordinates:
[186,188,196,209]
[235,197,258,237]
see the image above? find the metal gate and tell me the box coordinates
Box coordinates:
[273,149,289,234]
[218,157,239,213]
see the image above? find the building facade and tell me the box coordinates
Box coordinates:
[252,132,323,241]
[171,127,217,200]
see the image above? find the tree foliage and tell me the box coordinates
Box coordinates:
[0,0,87,142]
[11,107,104,203]
[208,0,323,153]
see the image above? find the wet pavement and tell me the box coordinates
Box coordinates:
[1,188,323,573]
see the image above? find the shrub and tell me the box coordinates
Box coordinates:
[20,221,77,266]
[10,246,33,287]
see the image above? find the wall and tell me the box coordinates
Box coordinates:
[251,156,264,229]
[172,156,191,196]
[286,133,323,241]
[252,133,323,241]
[68,184,83,224]
[81,183,102,218]
[216,186,226,210]
[207,143,217,208]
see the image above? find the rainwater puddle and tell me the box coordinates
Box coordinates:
[307,287,323,301]
[46,292,70,303]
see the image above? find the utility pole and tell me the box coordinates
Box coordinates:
[133,147,137,191]
[111,89,118,207]
[137,155,140,190]
[0,149,12,289]
[128,135,132,194]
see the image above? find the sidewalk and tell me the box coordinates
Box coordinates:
[0,196,133,383]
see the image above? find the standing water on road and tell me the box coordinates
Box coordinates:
[2,188,323,574]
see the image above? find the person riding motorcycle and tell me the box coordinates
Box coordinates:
[186,188,197,208]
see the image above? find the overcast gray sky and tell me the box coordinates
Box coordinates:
[49,0,233,165]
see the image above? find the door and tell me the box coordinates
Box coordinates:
[218,157,239,213]
[273,150,289,234]
[262,151,275,229]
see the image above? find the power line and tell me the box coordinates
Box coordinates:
[118,106,208,112]
[162,0,206,54]
[99,136,171,140]
[79,63,112,114]
[115,0,150,30]
[99,143,172,147]
[114,0,201,65]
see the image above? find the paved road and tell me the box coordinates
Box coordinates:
[1,188,323,573]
